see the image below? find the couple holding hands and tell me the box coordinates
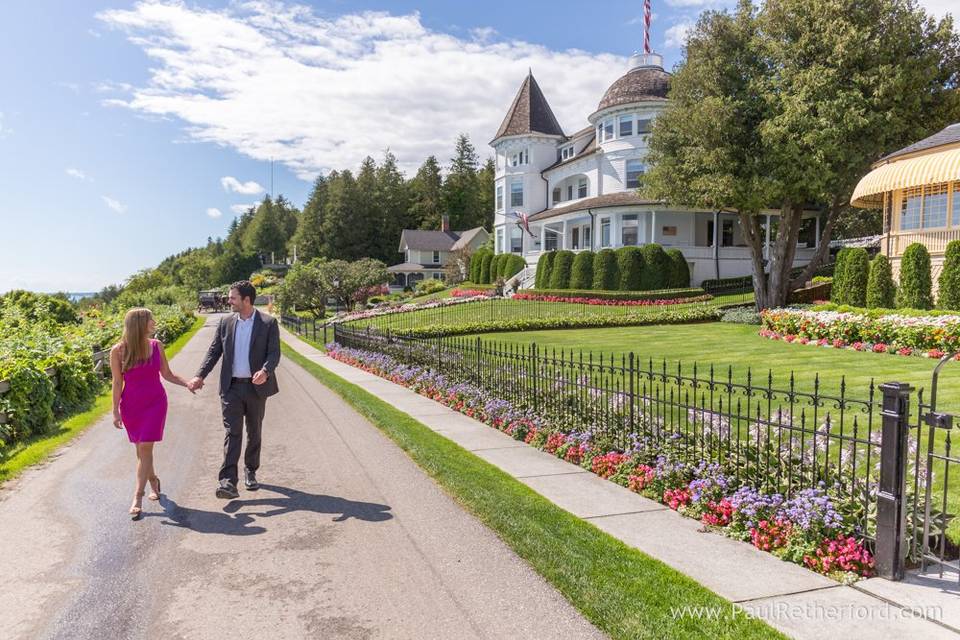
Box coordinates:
[110,280,281,518]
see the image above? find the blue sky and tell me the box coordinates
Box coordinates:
[0,0,951,292]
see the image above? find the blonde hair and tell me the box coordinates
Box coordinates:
[118,308,154,372]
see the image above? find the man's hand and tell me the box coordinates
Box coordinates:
[252,369,269,385]
[187,376,204,392]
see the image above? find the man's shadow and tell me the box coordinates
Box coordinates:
[153,485,392,535]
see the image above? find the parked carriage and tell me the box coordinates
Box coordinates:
[197,290,228,313]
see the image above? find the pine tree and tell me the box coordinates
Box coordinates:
[376,150,411,264]
[409,156,444,230]
[443,134,481,230]
[320,171,362,261]
[476,157,495,230]
[354,156,381,260]
[866,254,896,309]
[243,197,286,260]
[291,175,327,262]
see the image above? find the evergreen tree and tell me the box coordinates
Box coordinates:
[320,171,363,261]
[897,243,933,309]
[291,175,327,262]
[844,248,870,308]
[443,134,481,230]
[244,197,287,260]
[476,157,495,229]
[409,156,444,230]
[354,156,382,260]
[376,150,412,263]
[938,241,960,310]
[866,254,896,309]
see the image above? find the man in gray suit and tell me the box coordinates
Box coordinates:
[190,280,281,499]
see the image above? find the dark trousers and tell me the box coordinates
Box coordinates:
[219,381,266,484]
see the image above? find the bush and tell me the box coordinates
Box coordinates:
[616,247,643,291]
[938,241,960,310]
[569,251,595,290]
[535,251,556,289]
[721,307,762,324]
[897,243,933,310]
[414,279,446,296]
[479,252,494,285]
[0,291,78,325]
[640,244,669,290]
[592,249,620,291]
[831,248,850,305]
[504,255,525,280]
[520,287,708,302]
[866,254,896,309]
[548,251,575,289]
[469,250,485,283]
[702,275,752,291]
[666,249,690,289]
[842,248,869,308]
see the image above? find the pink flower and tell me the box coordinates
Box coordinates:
[664,487,692,510]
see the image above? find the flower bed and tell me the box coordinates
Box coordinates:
[451,288,496,298]
[332,294,494,325]
[760,307,960,358]
[326,342,876,582]
[513,292,713,306]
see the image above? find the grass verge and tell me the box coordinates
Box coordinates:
[281,340,784,640]
[0,316,205,485]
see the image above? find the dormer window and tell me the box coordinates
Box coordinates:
[560,145,575,161]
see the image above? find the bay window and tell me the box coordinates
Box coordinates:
[496,185,503,211]
[923,184,948,228]
[619,115,634,137]
[900,188,922,230]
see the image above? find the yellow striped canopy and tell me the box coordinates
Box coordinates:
[850,146,960,208]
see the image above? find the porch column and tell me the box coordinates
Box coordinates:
[650,210,657,245]
[540,224,546,252]
[712,211,720,281]
[764,214,771,259]
[814,214,820,249]
[561,220,568,250]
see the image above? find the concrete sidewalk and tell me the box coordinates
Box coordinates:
[281,327,960,640]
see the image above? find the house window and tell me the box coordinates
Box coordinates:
[636,119,652,134]
[622,214,639,246]
[544,229,559,251]
[722,219,735,247]
[432,272,443,280]
[900,188,922,230]
[583,226,591,249]
[578,177,588,199]
[923,184,948,228]
[603,119,614,142]
[552,187,561,204]
[600,218,611,247]
[432,250,440,264]
[509,148,528,167]
[626,160,644,189]
[496,228,504,253]
[572,227,580,250]
[560,146,574,161]
[567,185,574,200]
[496,185,503,210]
[510,180,524,207]
[954,184,960,226]
[619,115,634,137]
[510,226,523,253]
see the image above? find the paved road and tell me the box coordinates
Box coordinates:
[0,315,604,640]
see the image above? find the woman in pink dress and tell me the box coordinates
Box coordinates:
[110,308,193,518]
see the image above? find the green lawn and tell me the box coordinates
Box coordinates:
[283,342,783,640]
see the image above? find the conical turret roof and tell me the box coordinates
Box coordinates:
[493,71,565,141]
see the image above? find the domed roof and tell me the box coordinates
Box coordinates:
[596,58,670,113]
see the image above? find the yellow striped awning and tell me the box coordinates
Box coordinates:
[850,146,960,208]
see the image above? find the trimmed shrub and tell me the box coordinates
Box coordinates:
[640,244,669,290]
[518,287,707,302]
[569,251,595,289]
[843,248,869,308]
[592,249,620,290]
[616,247,643,291]
[535,251,556,289]
[504,254,526,280]
[897,243,933,310]
[831,248,850,305]
[866,254,896,309]
[469,250,487,283]
[548,250,575,289]
[938,240,960,310]
[479,252,493,284]
[666,249,690,289]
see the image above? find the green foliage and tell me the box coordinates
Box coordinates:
[548,251,575,289]
[831,248,850,305]
[842,248,869,308]
[114,285,194,312]
[721,307,762,325]
[504,254,526,279]
[938,241,960,310]
[897,243,933,310]
[569,251,595,290]
[468,249,485,283]
[616,247,643,291]
[666,249,690,289]
[592,249,620,291]
[443,134,485,230]
[415,279,447,296]
[491,254,507,280]
[0,291,78,325]
[318,258,389,309]
[291,175,327,262]
[479,252,493,284]
[536,251,556,289]
[409,156,445,230]
[276,259,328,319]
[639,244,669,291]
[866,254,896,309]
[525,287,707,301]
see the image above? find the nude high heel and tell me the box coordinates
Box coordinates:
[130,491,145,519]
[148,476,161,501]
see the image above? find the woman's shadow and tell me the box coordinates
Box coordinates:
[155,485,392,535]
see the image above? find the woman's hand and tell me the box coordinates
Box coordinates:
[113,410,123,429]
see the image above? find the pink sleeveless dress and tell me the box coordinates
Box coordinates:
[119,339,168,443]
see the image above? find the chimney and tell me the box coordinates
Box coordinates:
[441,214,451,233]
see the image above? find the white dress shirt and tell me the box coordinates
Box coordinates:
[232,311,256,378]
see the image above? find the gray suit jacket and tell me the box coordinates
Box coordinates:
[197,311,281,398]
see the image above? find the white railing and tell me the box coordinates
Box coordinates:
[889,228,960,256]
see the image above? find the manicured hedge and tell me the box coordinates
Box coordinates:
[897,243,933,310]
[938,240,960,310]
[504,254,526,280]
[592,249,620,291]
[867,254,896,309]
[548,250,575,289]
[479,252,493,285]
[529,287,707,302]
[616,247,643,291]
[843,248,869,308]
[640,244,669,290]
[831,248,850,305]
[535,251,556,289]
[570,251,595,290]
[666,249,690,289]
[702,275,753,291]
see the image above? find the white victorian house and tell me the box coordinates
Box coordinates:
[490,52,822,286]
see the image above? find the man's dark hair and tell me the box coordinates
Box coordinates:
[231,280,257,305]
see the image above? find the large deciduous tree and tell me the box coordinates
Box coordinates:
[643,0,960,309]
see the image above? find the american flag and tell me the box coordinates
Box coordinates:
[644,0,652,54]
[514,211,534,237]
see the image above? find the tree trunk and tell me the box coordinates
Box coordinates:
[790,196,842,289]
[740,206,805,310]
[737,212,769,309]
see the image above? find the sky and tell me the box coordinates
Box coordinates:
[0,0,954,293]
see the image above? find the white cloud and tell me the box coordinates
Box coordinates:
[220,176,265,195]
[206,207,223,218]
[665,22,693,49]
[102,195,127,214]
[66,167,90,180]
[96,3,627,178]
[917,0,956,18]
[230,203,256,214]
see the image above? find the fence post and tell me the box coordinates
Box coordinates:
[531,342,539,412]
[876,381,914,581]
[323,322,328,345]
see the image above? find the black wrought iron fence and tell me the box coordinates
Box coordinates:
[330,323,958,581]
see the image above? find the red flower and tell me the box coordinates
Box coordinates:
[664,487,692,510]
